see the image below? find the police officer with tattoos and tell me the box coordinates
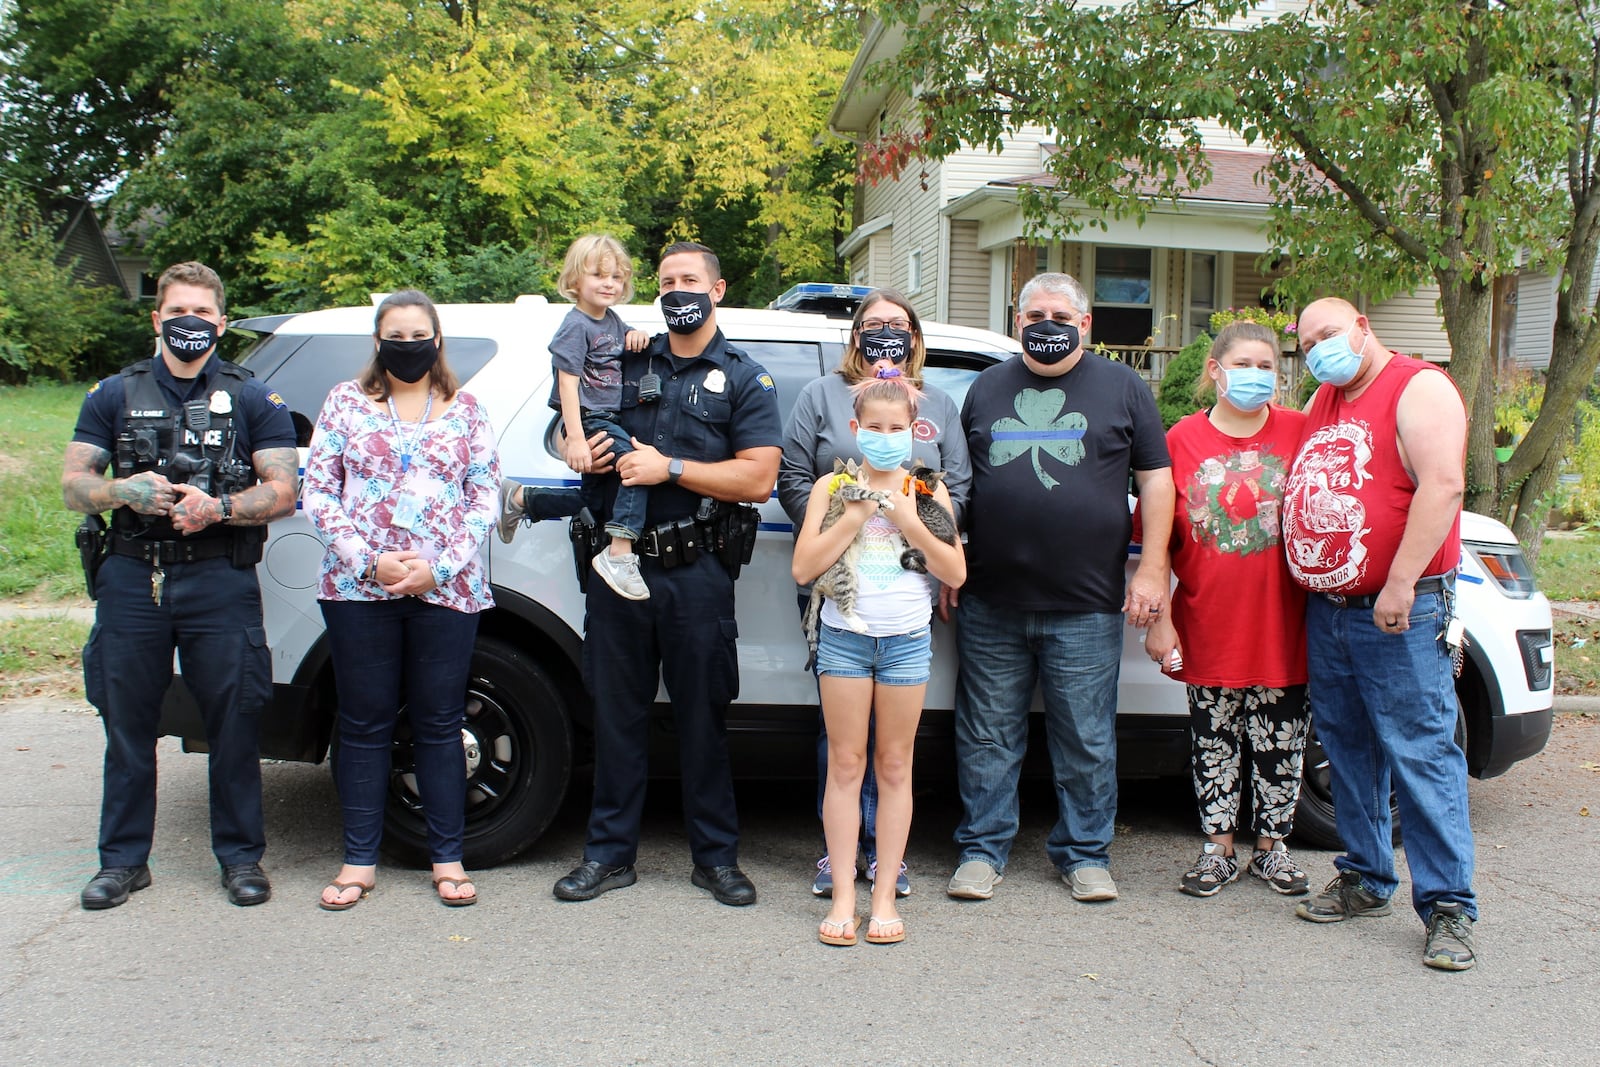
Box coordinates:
[553,242,782,906]
[61,262,299,910]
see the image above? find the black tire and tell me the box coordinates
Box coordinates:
[381,637,574,869]
[1292,701,1466,852]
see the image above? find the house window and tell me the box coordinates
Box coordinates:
[1187,252,1220,343]
[1091,246,1153,347]
[137,272,159,300]
[908,249,923,294]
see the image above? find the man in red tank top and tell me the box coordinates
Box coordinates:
[1282,297,1478,971]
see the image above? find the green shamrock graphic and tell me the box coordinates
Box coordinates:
[989,388,1088,489]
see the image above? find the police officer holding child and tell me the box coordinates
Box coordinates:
[553,242,782,906]
[62,262,299,910]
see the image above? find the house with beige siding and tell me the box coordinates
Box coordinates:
[830,14,1575,376]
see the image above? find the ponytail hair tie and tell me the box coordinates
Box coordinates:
[875,366,903,379]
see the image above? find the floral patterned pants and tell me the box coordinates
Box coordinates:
[1187,684,1309,840]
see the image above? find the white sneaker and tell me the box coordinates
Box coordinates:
[946,859,1002,900]
[1064,866,1118,901]
[592,551,649,600]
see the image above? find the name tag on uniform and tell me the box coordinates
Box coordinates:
[392,491,423,530]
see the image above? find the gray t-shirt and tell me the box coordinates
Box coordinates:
[778,371,972,530]
[546,306,627,413]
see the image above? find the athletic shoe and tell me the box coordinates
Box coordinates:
[1249,844,1310,895]
[1295,869,1394,922]
[1422,902,1477,970]
[592,551,650,600]
[811,855,833,897]
[496,481,524,544]
[1179,842,1239,897]
[947,859,1002,899]
[867,859,911,898]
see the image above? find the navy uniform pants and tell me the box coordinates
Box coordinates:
[83,554,271,868]
[581,551,742,867]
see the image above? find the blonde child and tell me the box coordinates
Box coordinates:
[498,235,651,599]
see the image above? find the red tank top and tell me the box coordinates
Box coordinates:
[1283,356,1462,595]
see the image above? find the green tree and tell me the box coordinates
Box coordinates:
[871,0,1600,557]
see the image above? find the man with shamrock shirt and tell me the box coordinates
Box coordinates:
[945,272,1174,904]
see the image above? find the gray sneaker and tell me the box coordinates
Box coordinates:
[1064,866,1119,901]
[1295,869,1393,922]
[947,859,1002,900]
[496,480,524,544]
[592,551,650,600]
[1249,844,1310,895]
[1423,902,1476,970]
[1179,842,1238,897]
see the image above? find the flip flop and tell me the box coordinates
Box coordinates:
[318,880,374,911]
[818,915,861,946]
[433,875,478,907]
[865,915,905,944]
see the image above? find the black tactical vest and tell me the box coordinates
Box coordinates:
[113,359,257,540]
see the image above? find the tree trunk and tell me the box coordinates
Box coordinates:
[1436,273,1498,516]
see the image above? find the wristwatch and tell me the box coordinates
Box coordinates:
[667,458,684,484]
[218,493,233,523]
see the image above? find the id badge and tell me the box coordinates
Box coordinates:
[391,490,422,530]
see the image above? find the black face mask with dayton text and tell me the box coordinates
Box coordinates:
[161,315,220,363]
[660,290,713,334]
[1021,320,1081,365]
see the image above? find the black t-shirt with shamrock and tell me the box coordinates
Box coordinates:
[960,352,1169,613]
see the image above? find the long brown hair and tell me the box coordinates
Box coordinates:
[836,289,927,387]
[1195,320,1280,403]
[359,289,460,401]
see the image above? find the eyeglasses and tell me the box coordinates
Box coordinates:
[859,318,912,333]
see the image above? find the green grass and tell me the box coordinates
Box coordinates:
[0,615,88,700]
[0,383,90,599]
[1534,530,1600,602]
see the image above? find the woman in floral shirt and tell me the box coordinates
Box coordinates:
[303,289,499,910]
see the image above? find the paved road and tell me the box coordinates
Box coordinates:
[2,702,1596,1066]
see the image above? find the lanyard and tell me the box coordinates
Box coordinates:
[386,391,433,473]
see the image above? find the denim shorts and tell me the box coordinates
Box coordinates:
[815,624,933,685]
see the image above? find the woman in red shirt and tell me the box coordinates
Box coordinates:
[1145,321,1312,898]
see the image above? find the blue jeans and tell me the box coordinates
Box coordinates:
[582,410,643,542]
[319,597,480,865]
[953,592,1122,874]
[1306,589,1476,921]
[815,624,933,685]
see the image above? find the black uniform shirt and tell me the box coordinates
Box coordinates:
[73,352,297,459]
[608,329,782,525]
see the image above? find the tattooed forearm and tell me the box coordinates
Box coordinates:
[62,442,175,516]
[224,447,300,526]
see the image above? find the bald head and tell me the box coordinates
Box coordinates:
[1298,298,1369,356]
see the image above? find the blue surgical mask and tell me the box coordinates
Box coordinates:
[1306,325,1365,386]
[1220,367,1276,412]
[856,427,913,471]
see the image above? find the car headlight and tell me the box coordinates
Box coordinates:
[1462,540,1536,599]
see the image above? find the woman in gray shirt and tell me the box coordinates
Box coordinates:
[778,288,972,900]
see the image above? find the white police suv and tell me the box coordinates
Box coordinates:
[157,295,1555,866]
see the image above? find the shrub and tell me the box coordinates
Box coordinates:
[1159,333,1212,429]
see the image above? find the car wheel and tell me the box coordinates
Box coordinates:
[1292,703,1466,852]
[381,637,573,869]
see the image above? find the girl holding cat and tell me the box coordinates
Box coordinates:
[791,372,965,946]
[778,290,971,903]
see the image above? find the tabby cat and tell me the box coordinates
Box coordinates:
[803,458,894,671]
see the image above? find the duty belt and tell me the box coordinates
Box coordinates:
[109,536,233,564]
[1321,571,1454,610]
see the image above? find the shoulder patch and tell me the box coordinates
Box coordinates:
[86,380,103,397]
[757,373,775,392]
[265,391,287,410]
